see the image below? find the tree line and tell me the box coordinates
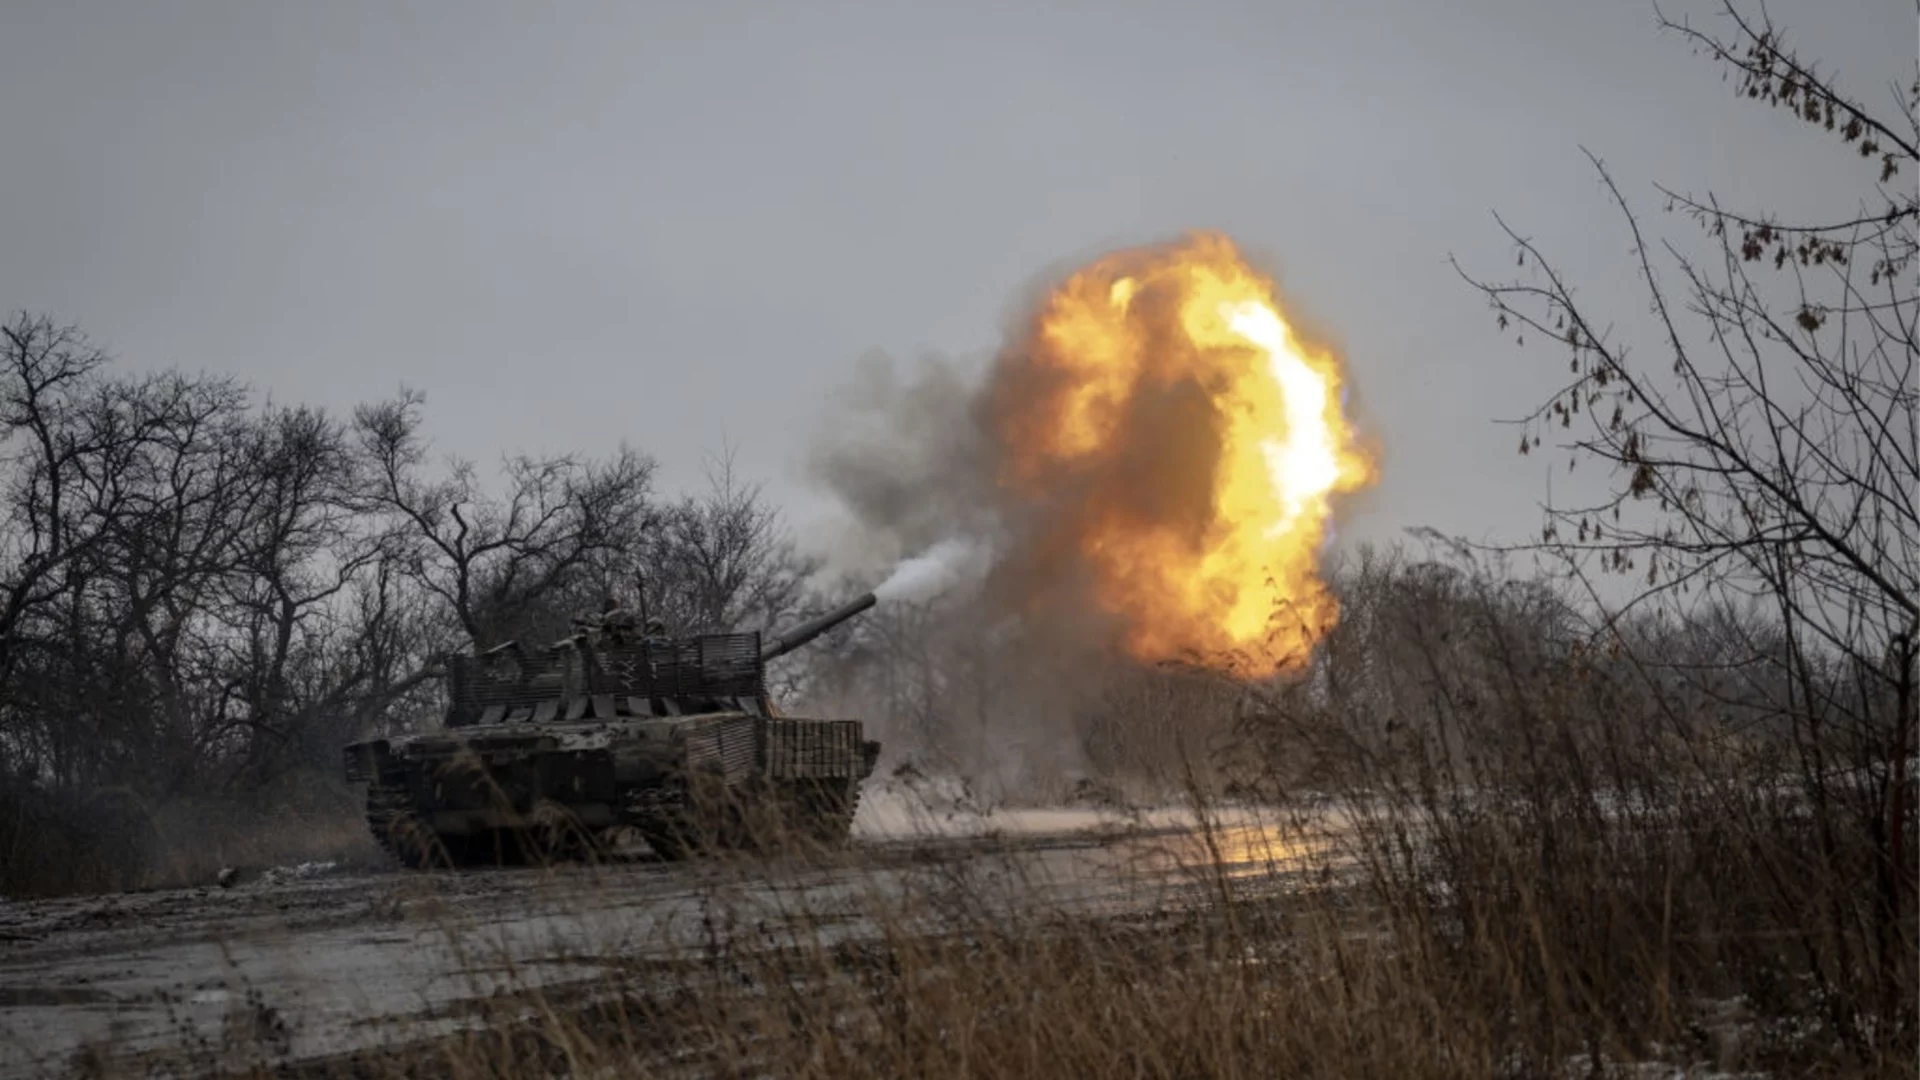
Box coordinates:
[0,313,818,810]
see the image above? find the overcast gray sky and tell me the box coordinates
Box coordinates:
[1,0,1908,567]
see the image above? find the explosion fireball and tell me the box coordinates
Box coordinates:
[990,232,1376,677]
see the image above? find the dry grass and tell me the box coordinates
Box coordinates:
[0,770,383,898]
[29,560,1920,1079]
[64,764,1913,1080]
[138,777,388,890]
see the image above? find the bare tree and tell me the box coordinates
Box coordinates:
[1456,1,1916,1043]
[349,388,658,649]
[641,447,818,637]
[0,316,126,691]
[0,319,288,792]
[196,404,425,783]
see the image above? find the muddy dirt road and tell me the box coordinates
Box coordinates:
[0,801,1336,1078]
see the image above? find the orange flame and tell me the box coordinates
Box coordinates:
[992,232,1376,677]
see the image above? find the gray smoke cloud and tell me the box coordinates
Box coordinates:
[801,348,1136,804]
[806,348,1001,562]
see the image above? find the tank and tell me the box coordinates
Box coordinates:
[342,593,881,868]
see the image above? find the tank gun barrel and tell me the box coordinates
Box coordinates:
[763,592,876,661]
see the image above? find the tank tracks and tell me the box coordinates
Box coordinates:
[628,776,862,861]
[365,783,561,868]
[364,783,443,869]
[367,777,861,869]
